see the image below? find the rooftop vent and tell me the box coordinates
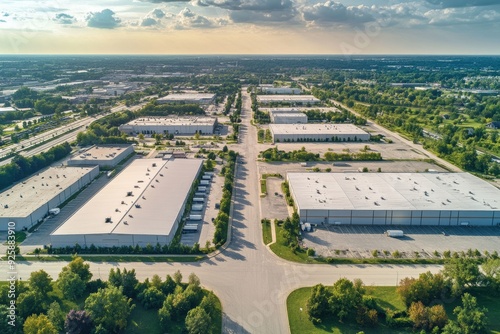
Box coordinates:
[135,204,141,208]
[127,191,133,196]
[105,217,112,223]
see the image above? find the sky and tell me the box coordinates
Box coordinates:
[0,0,499,54]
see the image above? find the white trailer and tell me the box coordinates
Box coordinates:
[200,180,210,186]
[182,225,198,234]
[193,198,205,203]
[194,192,206,197]
[386,230,404,238]
[189,215,203,221]
[49,208,61,216]
[197,186,207,192]
[202,175,212,180]
[191,204,203,211]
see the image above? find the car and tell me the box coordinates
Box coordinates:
[215,203,220,209]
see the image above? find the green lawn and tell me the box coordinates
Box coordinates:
[260,179,267,195]
[261,219,273,245]
[2,231,26,245]
[4,255,205,262]
[288,286,500,334]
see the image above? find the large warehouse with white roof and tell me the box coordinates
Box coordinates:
[119,116,217,135]
[67,145,134,168]
[287,172,500,226]
[50,158,203,247]
[269,124,370,143]
[0,166,99,231]
[157,93,215,105]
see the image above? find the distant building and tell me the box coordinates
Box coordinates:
[270,112,308,124]
[259,86,302,95]
[257,95,320,105]
[119,116,218,135]
[0,107,16,114]
[269,124,370,143]
[68,145,134,168]
[157,93,216,105]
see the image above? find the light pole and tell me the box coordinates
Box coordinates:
[299,307,303,321]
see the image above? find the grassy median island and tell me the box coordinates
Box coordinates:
[288,286,500,334]
[261,219,273,245]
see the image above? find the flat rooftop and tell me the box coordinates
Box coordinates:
[70,145,132,162]
[288,173,500,211]
[158,93,215,102]
[271,113,307,118]
[270,123,368,135]
[52,158,202,236]
[0,166,97,218]
[125,116,217,127]
[257,95,320,102]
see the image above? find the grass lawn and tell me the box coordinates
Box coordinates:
[2,231,26,245]
[262,219,273,245]
[288,286,500,334]
[260,178,267,195]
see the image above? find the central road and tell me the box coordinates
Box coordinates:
[4,89,442,333]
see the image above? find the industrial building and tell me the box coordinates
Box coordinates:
[119,116,218,135]
[259,85,302,95]
[287,172,500,226]
[67,145,134,168]
[0,166,99,231]
[269,124,370,143]
[157,93,216,105]
[270,112,308,124]
[257,95,320,105]
[50,158,203,247]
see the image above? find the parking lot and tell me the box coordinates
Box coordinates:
[302,224,500,258]
[180,167,223,248]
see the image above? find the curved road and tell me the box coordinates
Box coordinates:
[3,90,442,334]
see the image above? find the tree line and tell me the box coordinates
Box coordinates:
[0,256,220,334]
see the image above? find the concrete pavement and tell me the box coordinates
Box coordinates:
[1,90,443,334]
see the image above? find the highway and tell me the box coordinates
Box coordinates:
[0,103,145,166]
[3,90,442,334]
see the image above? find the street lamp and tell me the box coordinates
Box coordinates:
[299,307,303,321]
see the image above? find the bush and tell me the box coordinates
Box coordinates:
[306,248,315,257]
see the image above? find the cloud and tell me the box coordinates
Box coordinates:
[425,0,500,8]
[0,19,5,23]
[425,6,500,25]
[301,1,374,26]
[53,13,76,25]
[141,0,190,3]
[152,9,166,19]
[172,7,227,29]
[141,17,159,26]
[3,13,9,17]
[86,9,121,29]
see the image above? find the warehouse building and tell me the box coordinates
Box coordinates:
[269,124,370,143]
[50,158,203,247]
[119,116,218,135]
[157,93,215,105]
[270,112,308,124]
[0,166,99,231]
[287,172,500,226]
[257,95,320,105]
[259,86,302,95]
[68,145,134,168]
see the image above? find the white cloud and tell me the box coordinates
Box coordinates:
[301,1,374,26]
[53,13,76,25]
[425,0,500,8]
[86,9,121,29]
[171,7,228,29]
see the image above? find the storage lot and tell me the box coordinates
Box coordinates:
[302,225,500,257]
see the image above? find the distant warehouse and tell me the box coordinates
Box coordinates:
[257,95,320,105]
[50,158,203,247]
[287,172,500,226]
[270,112,308,124]
[269,124,370,143]
[67,145,134,168]
[0,166,99,231]
[119,116,218,135]
[157,93,215,105]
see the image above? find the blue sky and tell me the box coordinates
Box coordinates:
[0,0,499,54]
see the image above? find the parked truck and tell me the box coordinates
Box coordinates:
[188,215,203,221]
[49,208,60,216]
[386,230,404,238]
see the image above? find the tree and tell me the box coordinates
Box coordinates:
[28,270,53,296]
[158,300,172,331]
[84,286,134,333]
[62,256,92,283]
[200,291,219,320]
[397,272,450,306]
[173,270,183,285]
[0,305,21,333]
[58,270,86,300]
[329,278,363,322]
[442,293,488,334]
[138,286,165,310]
[47,302,65,332]
[185,306,212,334]
[108,268,139,298]
[23,314,58,334]
[443,257,481,296]
[17,291,44,319]
[481,258,500,293]
[306,284,332,323]
[64,310,92,334]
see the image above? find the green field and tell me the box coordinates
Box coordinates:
[287,286,500,334]
[2,255,205,262]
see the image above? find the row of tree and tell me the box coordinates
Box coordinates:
[0,256,220,334]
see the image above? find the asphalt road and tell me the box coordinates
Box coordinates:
[2,91,443,334]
